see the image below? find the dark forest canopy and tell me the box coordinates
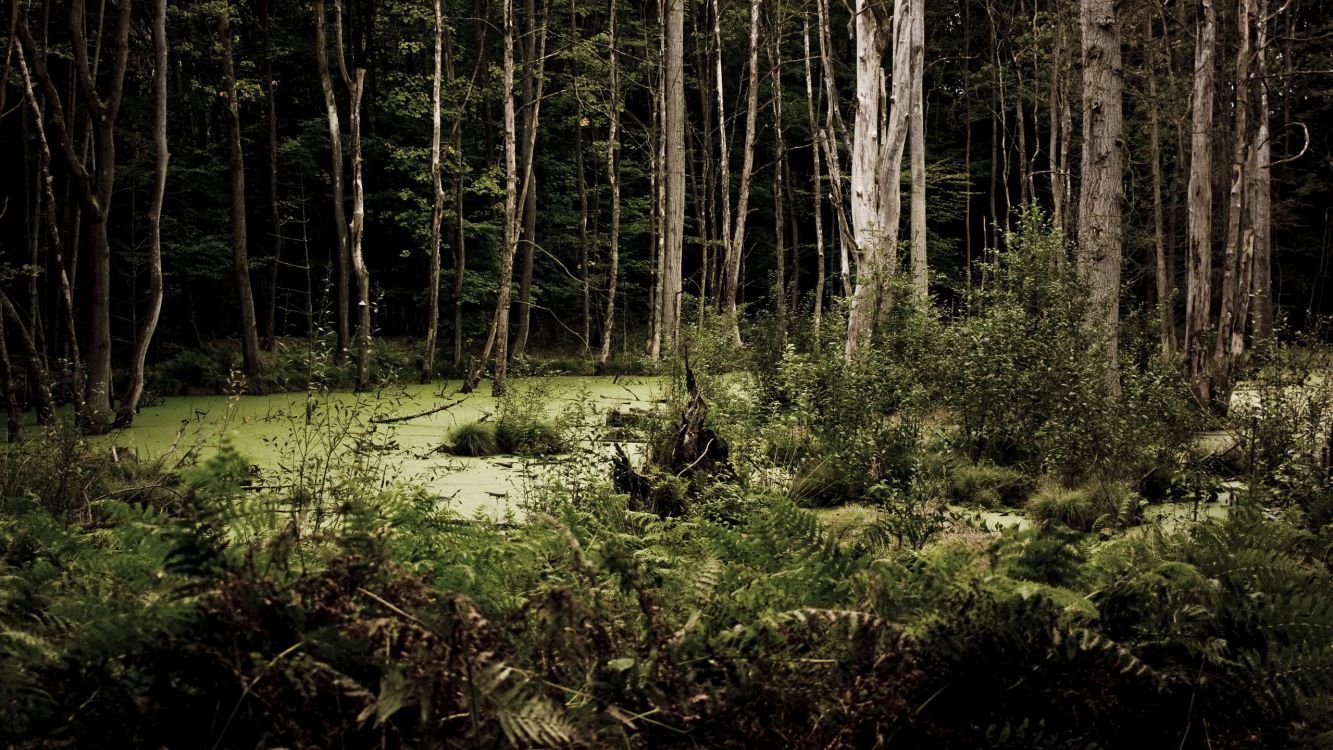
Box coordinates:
[1,0,1331,430]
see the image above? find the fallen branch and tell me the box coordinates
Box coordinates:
[369,397,466,424]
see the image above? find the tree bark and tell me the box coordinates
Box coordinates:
[1146,12,1173,360]
[1075,0,1124,374]
[1249,0,1273,343]
[423,0,446,383]
[658,0,687,354]
[908,0,927,300]
[219,1,264,383]
[721,0,762,347]
[262,0,283,351]
[512,0,541,357]
[845,0,911,360]
[116,0,167,426]
[1185,0,1216,401]
[313,0,352,363]
[597,0,622,368]
[802,10,826,344]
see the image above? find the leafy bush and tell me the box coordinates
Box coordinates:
[935,208,1198,483]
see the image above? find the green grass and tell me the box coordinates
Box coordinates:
[448,421,498,457]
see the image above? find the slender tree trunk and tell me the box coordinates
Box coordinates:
[1076,0,1124,374]
[423,0,446,383]
[572,13,591,355]
[262,0,283,351]
[657,0,686,355]
[908,0,927,300]
[0,290,54,427]
[768,7,787,321]
[597,0,622,368]
[1186,1,1216,400]
[814,0,852,299]
[722,0,762,346]
[513,0,541,357]
[347,67,371,390]
[1249,0,1273,343]
[1213,0,1255,401]
[712,0,733,312]
[116,0,167,426]
[220,1,263,383]
[802,10,826,344]
[313,0,351,363]
[1147,13,1173,360]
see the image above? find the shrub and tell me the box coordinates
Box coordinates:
[947,461,1033,508]
[1026,480,1124,531]
[448,421,497,456]
[494,416,565,456]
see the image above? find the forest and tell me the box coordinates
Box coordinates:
[1,0,1332,746]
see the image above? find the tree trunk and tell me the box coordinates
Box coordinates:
[116,0,167,426]
[348,67,371,390]
[219,1,263,383]
[572,14,591,355]
[1075,0,1124,374]
[1249,0,1273,343]
[313,0,351,364]
[423,0,446,383]
[1212,0,1255,402]
[1146,12,1173,360]
[908,0,927,300]
[712,0,733,313]
[768,6,787,321]
[721,0,762,346]
[512,0,541,358]
[1185,0,1215,401]
[802,11,826,344]
[262,0,283,351]
[845,0,911,360]
[659,0,687,355]
[598,0,622,368]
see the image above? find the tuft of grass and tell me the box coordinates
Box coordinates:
[789,459,859,507]
[447,421,498,457]
[947,461,1033,508]
[1027,482,1100,531]
[494,417,565,456]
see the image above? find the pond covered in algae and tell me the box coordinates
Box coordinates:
[99,376,665,518]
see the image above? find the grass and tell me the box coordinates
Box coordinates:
[448,421,498,457]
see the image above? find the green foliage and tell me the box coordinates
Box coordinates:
[936,209,1198,483]
[947,460,1033,508]
[1027,483,1101,531]
[447,420,498,456]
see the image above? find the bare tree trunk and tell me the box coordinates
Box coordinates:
[1249,0,1273,343]
[845,0,910,360]
[768,5,787,321]
[658,0,686,355]
[1147,12,1173,360]
[712,0,733,313]
[1076,0,1124,374]
[262,0,283,351]
[1213,0,1256,401]
[598,0,622,368]
[220,1,263,383]
[116,0,167,426]
[1185,0,1215,401]
[722,0,762,346]
[572,12,591,355]
[0,290,54,427]
[802,10,826,343]
[313,0,351,363]
[348,67,371,390]
[908,0,927,300]
[513,0,541,357]
[814,0,853,299]
[423,0,446,383]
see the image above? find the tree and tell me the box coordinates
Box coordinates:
[422,0,446,383]
[845,0,911,360]
[1076,0,1124,374]
[117,0,169,426]
[1185,0,1216,401]
[597,0,623,369]
[908,0,927,301]
[720,0,762,348]
[219,0,264,383]
[313,0,352,364]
